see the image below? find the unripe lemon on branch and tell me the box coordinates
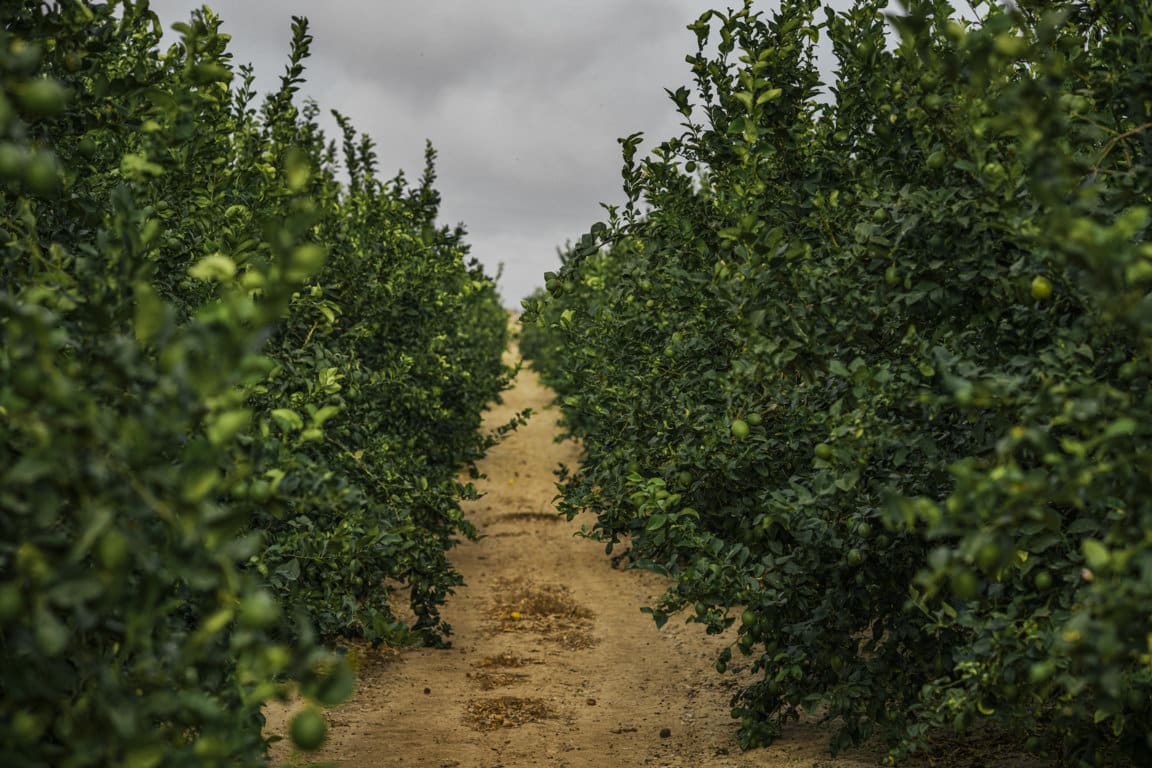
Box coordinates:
[1031,276,1053,301]
[290,709,327,751]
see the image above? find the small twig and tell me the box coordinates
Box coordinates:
[822,218,840,249]
[129,476,176,523]
[302,320,319,347]
[1092,121,1152,170]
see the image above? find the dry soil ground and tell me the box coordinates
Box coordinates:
[265,346,1043,768]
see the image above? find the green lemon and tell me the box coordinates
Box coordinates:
[16,542,49,583]
[11,711,46,744]
[1034,570,1052,590]
[0,143,27,182]
[97,530,130,572]
[814,443,833,460]
[1029,661,1055,684]
[17,78,69,119]
[0,582,21,622]
[77,135,97,159]
[239,590,282,630]
[289,708,328,752]
[288,243,326,280]
[730,419,750,440]
[976,541,1001,573]
[952,569,979,600]
[1030,275,1052,301]
[7,41,43,76]
[24,151,59,195]
[248,479,271,501]
[982,161,1005,181]
[0,92,14,132]
[994,33,1027,58]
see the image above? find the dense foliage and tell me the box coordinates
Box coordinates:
[1,1,512,765]
[523,0,1152,764]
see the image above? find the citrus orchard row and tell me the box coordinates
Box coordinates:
[1,2,512,764]
[523,1,1152,765]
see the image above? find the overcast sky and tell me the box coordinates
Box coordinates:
[147,1,860,306]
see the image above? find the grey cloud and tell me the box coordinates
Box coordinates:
[195,1,693,108]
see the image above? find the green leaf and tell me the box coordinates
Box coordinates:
[1103,418,1137,439]
[133,282,168,344]
[190,62,233,84]
[756,87,783,105]
[34,607,69,656]
[207,409,251,445]
[271,408,304,432]
[70,506,113,562]
[4,455,53,485]
[314,660,356,706]
[182,466,221,503]
[287,243,326,281]
[311,405,342,428]
[119,152,164,179]
[188,253,237,282]
[123,745,165,768]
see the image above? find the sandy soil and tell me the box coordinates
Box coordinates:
[265,347,1042,768]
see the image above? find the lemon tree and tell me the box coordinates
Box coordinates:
[1,2,512,765]
[524,1,1152,764]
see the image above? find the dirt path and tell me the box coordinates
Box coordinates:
[265,353,909,768]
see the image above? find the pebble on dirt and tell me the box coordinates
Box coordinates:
[659,727,672,738]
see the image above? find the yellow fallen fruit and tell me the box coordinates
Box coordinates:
[510,612,521,621]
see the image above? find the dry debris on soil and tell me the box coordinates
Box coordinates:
[488,577,597,650]
[463,696,557,731]
[469,670,531,690]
